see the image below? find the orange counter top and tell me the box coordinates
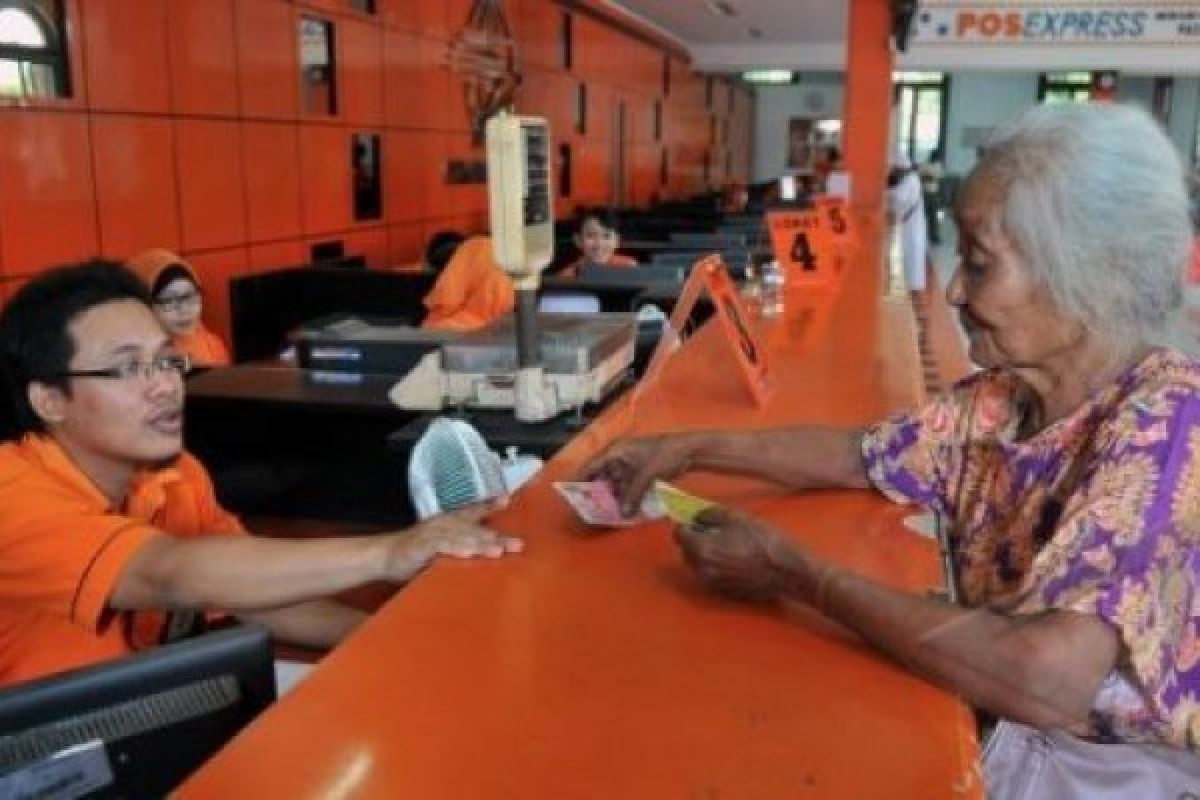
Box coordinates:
[180,247,982,799]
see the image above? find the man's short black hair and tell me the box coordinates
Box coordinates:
[423,230,466,273]
[574,206,620,235]
[0,260,150,439]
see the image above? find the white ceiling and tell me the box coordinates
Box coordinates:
[605,0,848,46]
[601,0,849,71]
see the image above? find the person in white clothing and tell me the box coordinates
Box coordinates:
[886,153,928,301]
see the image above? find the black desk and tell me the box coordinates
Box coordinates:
[185,364,634,525]
[185,365,418,524]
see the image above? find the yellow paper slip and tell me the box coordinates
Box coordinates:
[653,481,716,526]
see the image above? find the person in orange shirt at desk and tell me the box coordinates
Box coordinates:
[126,249,231,368]
[0,261,522,688]
[420,233,515,332]
[560,208,639,279]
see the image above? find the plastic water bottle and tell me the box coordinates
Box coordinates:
[760,259,785,317]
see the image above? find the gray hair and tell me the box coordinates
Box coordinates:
[969,103,1192,346]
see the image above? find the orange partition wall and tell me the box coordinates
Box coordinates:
[842,0,893,226]
[0,0,754,343]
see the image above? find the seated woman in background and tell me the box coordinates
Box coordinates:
[584,104,1200,796]
[127,249,230,367]
[561,209,638,278]
[720,181,750,214]
[420,233,514,332]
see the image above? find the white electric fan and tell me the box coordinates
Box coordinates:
[408,417,542,519]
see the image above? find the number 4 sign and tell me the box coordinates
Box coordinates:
[767,210,839,287]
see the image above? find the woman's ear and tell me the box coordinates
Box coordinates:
[27,382,66,426]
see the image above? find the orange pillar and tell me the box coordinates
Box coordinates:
[841,0,893,227]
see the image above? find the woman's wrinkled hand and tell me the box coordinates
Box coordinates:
[672,506,805,603]
[578,433,702,517]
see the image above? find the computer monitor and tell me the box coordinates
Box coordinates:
[0,625,276,798]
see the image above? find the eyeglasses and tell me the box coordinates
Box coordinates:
[153,290,201,312]
[59,354,192,381]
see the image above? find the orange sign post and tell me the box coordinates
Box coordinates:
[635,255,770,409]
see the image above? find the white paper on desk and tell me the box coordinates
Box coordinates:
[903,512,937,539]
[554,480,664,527]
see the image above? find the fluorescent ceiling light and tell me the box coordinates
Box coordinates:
[742,70,794,84]
[704,0,739,17]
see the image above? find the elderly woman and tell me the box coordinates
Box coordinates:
[584,104,1200,796]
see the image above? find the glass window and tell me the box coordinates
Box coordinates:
[1038,72,1092,104]
[0,1,70,99]
[352,133,381,221]
[299,17,336,115]
[893,72,947,164]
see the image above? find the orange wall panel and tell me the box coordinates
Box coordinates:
[168,0,239,116]
[420,37,459,132]
[0,0,753,308]
[416,132,451,218]
[388,223,425,267]
[236,0,299,120]
[513,0,561,71]
[300,125,353,235]
[382,30,426,129]
[91,116,180,258]
[416,2,452,38]
[379,0,421,33]
[327,227,388,268]
[82,0,170,113]
[185,247,249,345]
[175,120,247,252]
[294,0,342,16]
[444,132,489,218]
[0,112,98,276]
[248,240,306,274]
[242,122,303,243]
[384,130,427,221]
[339,17,384,126]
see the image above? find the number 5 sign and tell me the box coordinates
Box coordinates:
[767,210,839,287]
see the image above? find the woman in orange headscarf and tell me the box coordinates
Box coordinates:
[421,235,515,332]
[126,249,231,367]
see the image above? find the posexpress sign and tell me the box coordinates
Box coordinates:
[911,4,1200,44]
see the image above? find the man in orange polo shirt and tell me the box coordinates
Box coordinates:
[0,261,522,686]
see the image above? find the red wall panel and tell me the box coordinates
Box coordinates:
[91,116,180,259]
[0,0,753,323]
[384,130,427,221]
[236,0,299,120]
[242,122,303,243]
[322,227,388,269]
[82,0,170,113]
[0,112,98,276]
[249,240,306,274]
[175,120,247,252]
[299,125,352,235]
[388,223,425,268]
[382,30,425,129]
[168,0,239,116]
[339,17,384,126]
[184,247,249,345]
